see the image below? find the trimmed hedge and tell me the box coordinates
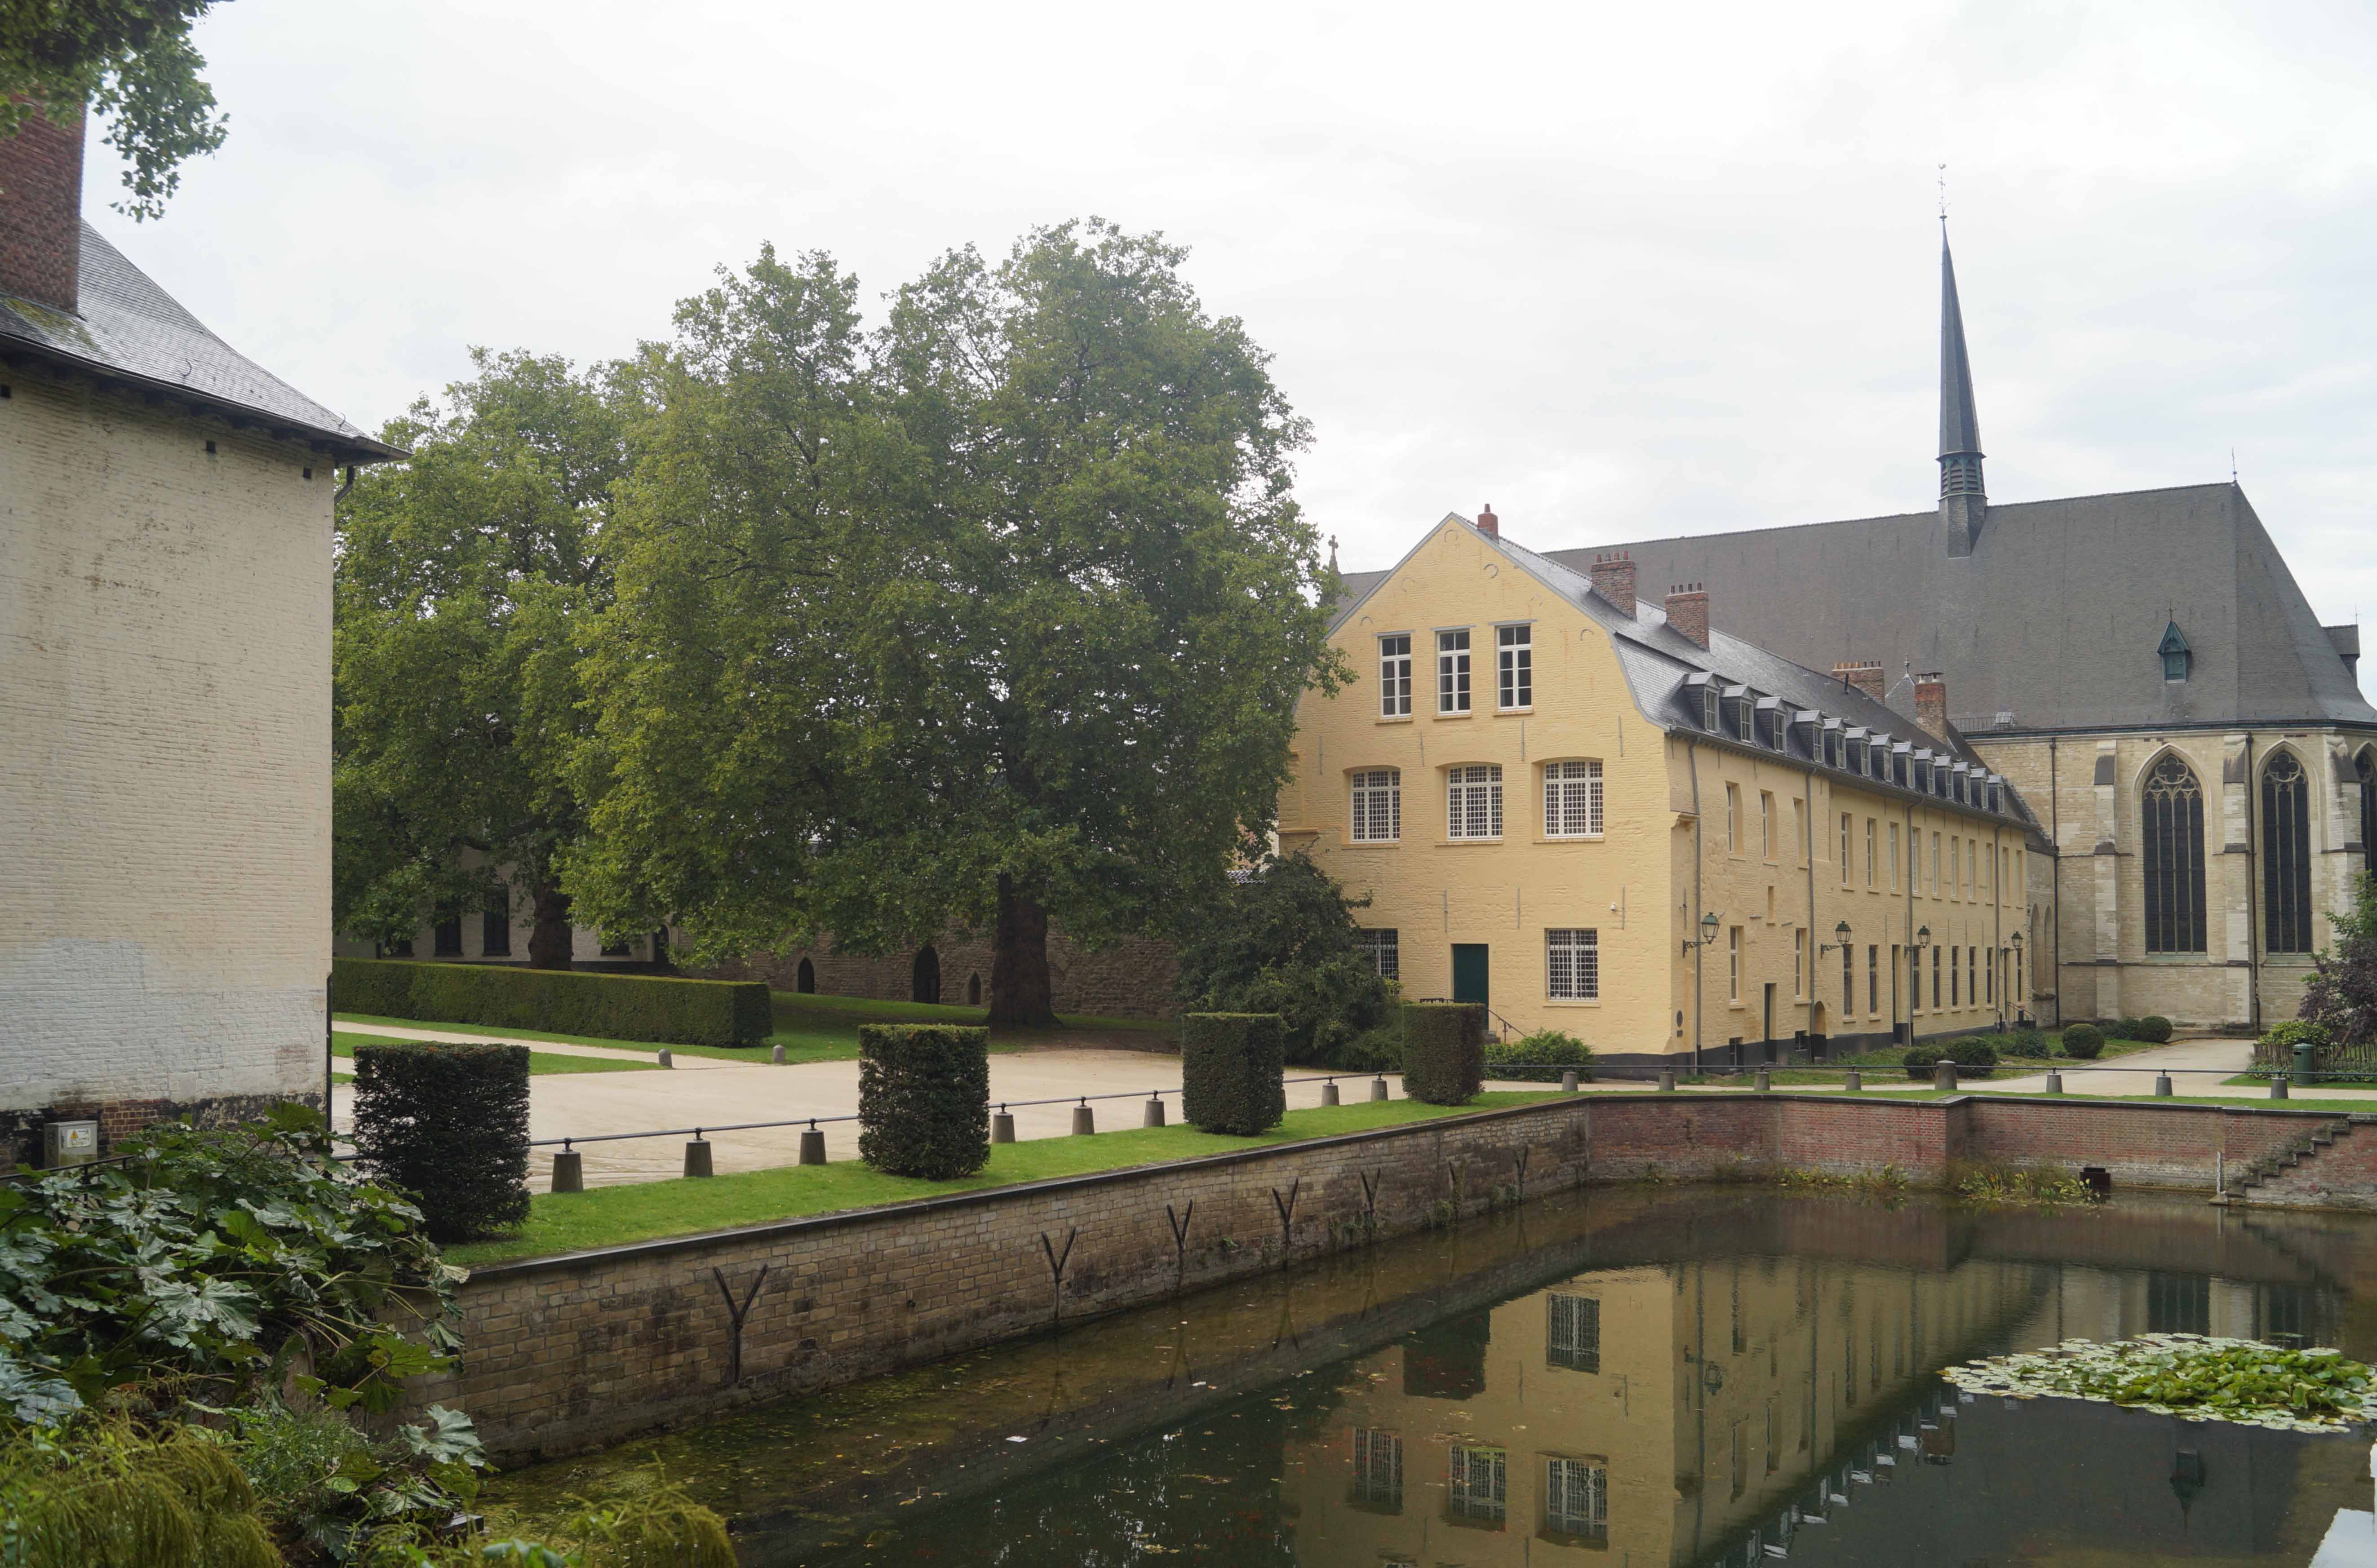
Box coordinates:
[1180,1013,1288,1135]
[1483,1029,1596,1083]
[332,957,770,1047]
[1902,1038,1999,1079]
[2061,1024,2105,1060]
[1403,1002,1485,1105]
[2133,1015,2173,1044]
[351,1041,530,1242]
[856,1025,990,1179]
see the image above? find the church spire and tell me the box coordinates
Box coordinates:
[1937,227,1987,555]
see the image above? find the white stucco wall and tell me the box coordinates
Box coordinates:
[0,375,330,1109]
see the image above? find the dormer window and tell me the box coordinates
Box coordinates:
[1821,719,1842,769]
[1891,744,1910,789]
[1987,778,2003,813]
[2159,620,2191,683]
[1726,686,1754,744]
[1954,768,1969,805]
[1756,697,1783,749]
[1869,736,1889,781]
[1913,755,1932,793]
[1845,733,1866,774]
[1688,674,1719,732]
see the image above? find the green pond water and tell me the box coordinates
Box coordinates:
[486,1186,2377,1565]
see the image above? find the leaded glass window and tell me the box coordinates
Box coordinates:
[1447,764,1502,840]
[1356,928,1399,980]
[1547,1292,1600,1371]
[1546,929,1598,1000]
[1448,1445,1507,1525]
[2142,754,2207,954]
[1350,1428,1403,1510]
[2265,751,2313,953]
[1543,1456,1608,1539]
[1350,768,1401,843]
[1544,760,1603,837]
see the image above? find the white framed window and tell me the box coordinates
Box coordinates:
[1547,928,1599,1000]
[1760,791,1776,862]
[1447,764,1503,840]
[1792,797,1806,865]
[1543,760,1604,837]
[1736,691,1754,744]
[1839,813,1852,884]
[1350,768,1401,843]
[1703,684,1721,731]
[1864,819,1876,886]
[1545,1457,1608,1540]
[1356,927,1400,980]
[1888,822,1900,889]
[1794,928,1806,997]
[1437,629,1471,714]
[1448,1445,1507,1525]
[1378,634,1412,718]
[1547,1292,1601,1371]
[1725,783,1742,851]
[1351,1427,1403,1510]
[1728,926,1742,1001]
[1496,623,1532,709]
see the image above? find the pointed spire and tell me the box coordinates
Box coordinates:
[1937,227,1987,554]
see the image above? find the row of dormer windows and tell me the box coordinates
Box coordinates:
[1685,672,2006,815]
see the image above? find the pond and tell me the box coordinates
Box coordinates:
[486,1186,2377,1565]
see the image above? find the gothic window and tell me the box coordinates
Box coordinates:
[2142,754,2207,954]
[2359,749,2376,880]
[2264,751,2314,953]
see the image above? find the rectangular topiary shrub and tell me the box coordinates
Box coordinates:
[858,1024,991,1179]
[332,958,771,1047]
[351,1041,531,1242]
[1180,1013,1287,1135]
[1402,1001,1484,1105]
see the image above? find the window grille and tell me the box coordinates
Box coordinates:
[1447,1445,1507,1525]
[1356,928,1400,981]
[1497,624,1532,709]
[1350,1428,1403,1510]
[1351,768,1401,843]
[1543,1457,1608,1539]
[1378,635,1412,717]
[2142,754,2207,953]
[1547,929,1599,1000]
[1447,764,1503,840]
[1544,760,1603,837]
[2264,751,2313,953]
[1547,1292,1601,1371]
[1437,630,1471,713]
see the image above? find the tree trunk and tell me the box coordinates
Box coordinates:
[527,880,575,970]
[988,873,1059,1028]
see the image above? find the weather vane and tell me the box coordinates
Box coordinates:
[1938,163,1948,225]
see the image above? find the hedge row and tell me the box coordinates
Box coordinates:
[332,957,771,1047]
[1403,1001,1484,1105]
[351,1041,530,1242]
[1181,1014,1287,1135]
[857,1025,991,1179]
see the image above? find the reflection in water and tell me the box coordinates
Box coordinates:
[484,1189,2377,1566]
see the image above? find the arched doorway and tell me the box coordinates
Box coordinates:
[967,972,982,1006]
[912,945,941,1005]
[796,957,815,994]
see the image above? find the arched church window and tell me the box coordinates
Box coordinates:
[2358,749,2376,881]
[2142,754,2206,954]
[2263,751,2313,953]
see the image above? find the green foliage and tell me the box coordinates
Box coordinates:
[336,352,629,968]
[1324,1019,1404,1073]
[212,1398,488,1564]
[1401,1003,1484,1106]
[333,959,768,1048]
[0,1416,279,1567]
[1943,1334,2377,1429]
[856,1026,990,1179]
[0,1,230,221]
[2060,1023,2105,1060]
[1482,1030,1594,1083]
[2004,1026,2048,1057]
[1902,1039,1998,1078]
[0,1109,462,1423]
[1949,1160,2093,1205]
[2133,1014,2173,1044]
[1171,855,1391,1066]
[352,1044,531,1243]
[1180,1014,1287,1136]
[2302,871,2377,1049]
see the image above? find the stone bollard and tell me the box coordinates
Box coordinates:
[1320,1081,1340,1107]
[1755,1068,1772,1093]
[2044,1071,2063,1095]
[1843,1069,1862,1092]
[1072,1103,1096,1136]
[2154,1073,2174,1097]
[1143,1096,1166,1127]
[771,1044,786,1065]
[683,1138,713,1178]
[550,1149,584,1193]
[798,1126,826,1165]
[1657,1070,1677,1093]
[2271,1074,2289,1101]
[992,1111,1017,1143]
[1370,1076,1390,1102]
[1933,1062,1958,1093]
[656,1049,674,1069]
[1561,1069,1579,1093]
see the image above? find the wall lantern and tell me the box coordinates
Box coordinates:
[1820,920,1852,956]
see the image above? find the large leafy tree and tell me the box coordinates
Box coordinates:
[1174,854,1392,1065]
[335,350,627,968]
[0,0,230,220]
[2301,873,2377,1047]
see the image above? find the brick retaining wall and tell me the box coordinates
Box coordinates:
[438,1092,2366,1463]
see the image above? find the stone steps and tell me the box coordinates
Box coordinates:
[2225,1116,2364,1201]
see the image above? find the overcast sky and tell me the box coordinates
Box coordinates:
[89,0,2377,670]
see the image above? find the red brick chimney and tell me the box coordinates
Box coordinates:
[1588,551,1637,616]
[1833,661,1885,703]
[1664,582,1708,649]
[1475,503,1499,539]
[1914,671,1951,741]
[0,100,84,314]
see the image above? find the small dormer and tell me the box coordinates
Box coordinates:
[1868,734,1892,781]
[1723,685,1753,744]
[2158,620,2191,683]
[1845,726,1868,775]
[1986,775,2004,813]
[1685,673,1718,732]
[1820,717,1843,769]
[1912,750,1934,794]
[1890,741,1911,789]
[1755,695,1784,749]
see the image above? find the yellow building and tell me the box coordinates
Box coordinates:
[1280,510,2049,1066]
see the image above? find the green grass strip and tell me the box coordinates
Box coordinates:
[446,1092,1565,1267]
[334,1032,661,1076]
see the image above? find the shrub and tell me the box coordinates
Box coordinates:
[2255,1018,2333,1072]
[2133,1014,2173,1044]
[856,1025,990,1178]
[1902,1039,1998,1078]
[0,1417,282,1568]
[1180,1014,1288,1135]
[2061,1024,2105,1060]
[332,957,770,1047]
[1171,855,1392,1065]
[2302,870,2377,1048]
[2005,1026,2048,1057]
[1483,1030,1595,1083]
[1325,1019,1404,1073]
[1402,1002,1485,1105]
[353,1042,532,1242]
[2111,1017,2143,1041]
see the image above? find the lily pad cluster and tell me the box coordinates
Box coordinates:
[1942,1333,2377,1431]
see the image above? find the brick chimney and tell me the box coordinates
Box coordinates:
[1833,661,1885,703]
[1588,551,1637,616]
[1475,503,1499,539]
[0,100,84,314]
[1914,671,1951,741]
[1663,582,1708,650]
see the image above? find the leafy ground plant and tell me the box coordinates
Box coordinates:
[1942,1333,2377,1430]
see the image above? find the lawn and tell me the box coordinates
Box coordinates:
[445,1091,1565,1266]
[333,1032,661,1076]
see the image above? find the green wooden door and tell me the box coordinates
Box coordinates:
[1451,944,1490,1009]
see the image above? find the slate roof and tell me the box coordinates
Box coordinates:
[0,223,398,463]
[1537,483,2375,736]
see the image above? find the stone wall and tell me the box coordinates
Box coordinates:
[718,929,1181,1019]
[435,1091,2364,1464]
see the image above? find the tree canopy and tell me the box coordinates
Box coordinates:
[1173,854,1392,1065]
[0,0,230,220]
[2302,872,2377,1048]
